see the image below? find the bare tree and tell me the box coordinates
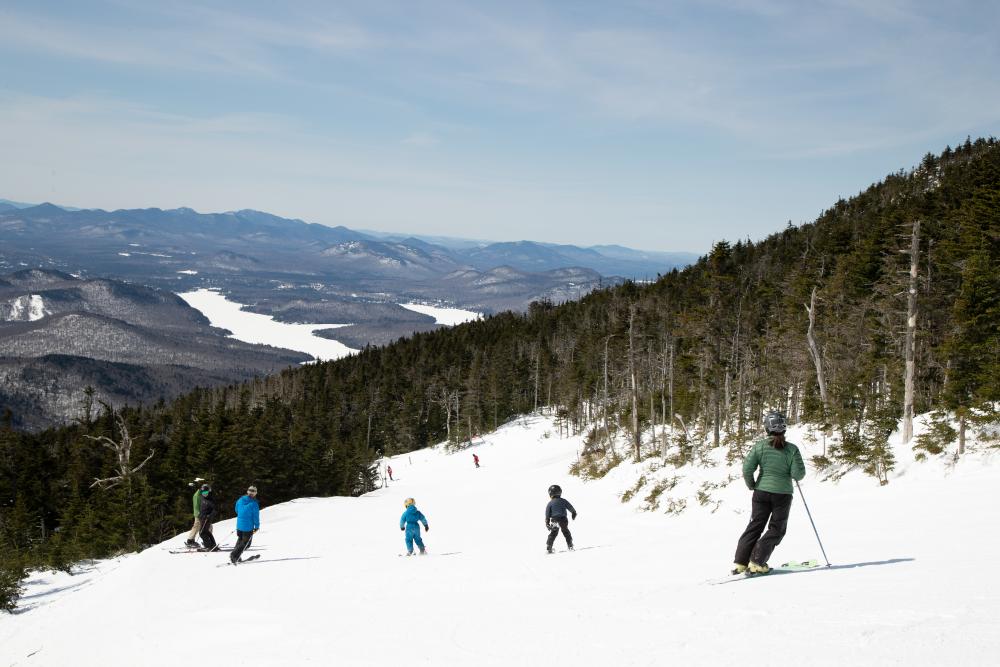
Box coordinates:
[628,306,641,461]
[804,286,829,416]
[86,411,155,490]
[902,220,920,443]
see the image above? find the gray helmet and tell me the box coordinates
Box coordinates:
[548,484,562,498]
[763,411,786,434]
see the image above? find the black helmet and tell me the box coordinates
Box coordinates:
[763,411,787,434]
[548,484,562,498]
[200,483,211,491]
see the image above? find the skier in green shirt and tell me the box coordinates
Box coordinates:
[732,412,805,574]
[184,478,206,548]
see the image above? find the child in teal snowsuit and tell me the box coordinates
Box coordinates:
[399,498,429,555]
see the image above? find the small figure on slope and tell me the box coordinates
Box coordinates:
[473,453,480,468]
[732,411,806,575]
[184,478,206,548]
[545,484,577,553]
[399,497,429,555]
[387,465,394,481]
[197,484,220,551]
[230,485,260,565]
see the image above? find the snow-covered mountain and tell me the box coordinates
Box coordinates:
[2,413,995,666]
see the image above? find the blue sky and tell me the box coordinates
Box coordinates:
[1,0,998,253]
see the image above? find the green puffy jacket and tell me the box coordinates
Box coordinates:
[743,438,806,494]
[192,489,202,518]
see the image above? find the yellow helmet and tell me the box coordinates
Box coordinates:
[404,497,415,507]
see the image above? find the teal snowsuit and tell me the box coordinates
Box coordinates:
[399,505,429,554]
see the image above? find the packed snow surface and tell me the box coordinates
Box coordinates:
[399,301,481,326]
[2,415,998,666]
[178,288,355,361]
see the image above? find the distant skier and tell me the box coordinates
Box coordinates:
[185,478,206,548]
[473,453,480,468]
[732,411,806,575]
[545,485,577,553]
[399,497,429,556]
[230,485,260,565]
[197,484,220,551]
[387,465,393,481]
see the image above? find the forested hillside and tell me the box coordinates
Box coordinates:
[1,139,997,604]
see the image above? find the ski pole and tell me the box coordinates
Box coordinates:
[796,480,831,567]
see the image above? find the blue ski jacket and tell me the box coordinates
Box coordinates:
[400,505,428,531]
[235,495,260,531]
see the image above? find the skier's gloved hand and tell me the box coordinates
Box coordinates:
[400,527,404,531]
[424,525,430,532]
[572,513,577,520]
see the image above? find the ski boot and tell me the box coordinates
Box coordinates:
[731,563,748,575]
[419,548,427,556]
[748,561,770,574]
[406,551,414,557]
[185,539,199,549]
[546,546,554,554]
[567,544,574,551]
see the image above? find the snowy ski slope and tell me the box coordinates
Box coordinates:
[2,414,998,666]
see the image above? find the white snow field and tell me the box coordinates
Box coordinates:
[178,288,356,361]
[2,414,998,667]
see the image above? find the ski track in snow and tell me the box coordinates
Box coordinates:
[1,415,998,666]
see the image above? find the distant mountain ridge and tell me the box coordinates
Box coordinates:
[0,201,694,284]
[0,269,309,430]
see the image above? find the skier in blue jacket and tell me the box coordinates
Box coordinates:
[399,497,429,555]
[230,485,260,565]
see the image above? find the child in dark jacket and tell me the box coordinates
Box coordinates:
[399,498,429,555]
[197,485,219,551]
[545,485,577,553]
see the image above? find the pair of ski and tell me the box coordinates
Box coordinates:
[226,554,261,566]
[706,559,821,585]
[168,545,260,554]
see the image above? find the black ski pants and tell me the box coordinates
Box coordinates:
[199,520,217,550]
[734,490,792,566]
[546,516,573,550]
[231,530,254,563]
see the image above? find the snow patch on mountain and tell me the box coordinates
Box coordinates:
[2,294,51,321]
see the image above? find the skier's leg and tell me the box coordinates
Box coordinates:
[558,517,573,548]
[734,491,771,565]
[414,531,425,552]
[187,517,202,542]
[546,523,559,550]
[199,521,216,550]
[405,528,415,553]
[750,492,792,565]
[230,530,252,562]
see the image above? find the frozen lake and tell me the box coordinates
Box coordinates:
[178,289,480,361]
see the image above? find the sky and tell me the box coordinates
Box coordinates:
[1,1,998,253]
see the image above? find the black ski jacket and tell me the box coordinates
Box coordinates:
[545,497,577,522]
[198,493,219,522]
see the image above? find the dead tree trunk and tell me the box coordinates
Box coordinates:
[628,307,641,462]
[86,410,155,490]
[804,286,829,416]
[902,220,920,443]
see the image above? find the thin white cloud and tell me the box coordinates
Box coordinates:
[402,132,440,147]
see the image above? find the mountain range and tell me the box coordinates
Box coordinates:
[0,202,694,316]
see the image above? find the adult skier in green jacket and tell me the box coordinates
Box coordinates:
[184,479,206,548]
[732,412,806,574]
